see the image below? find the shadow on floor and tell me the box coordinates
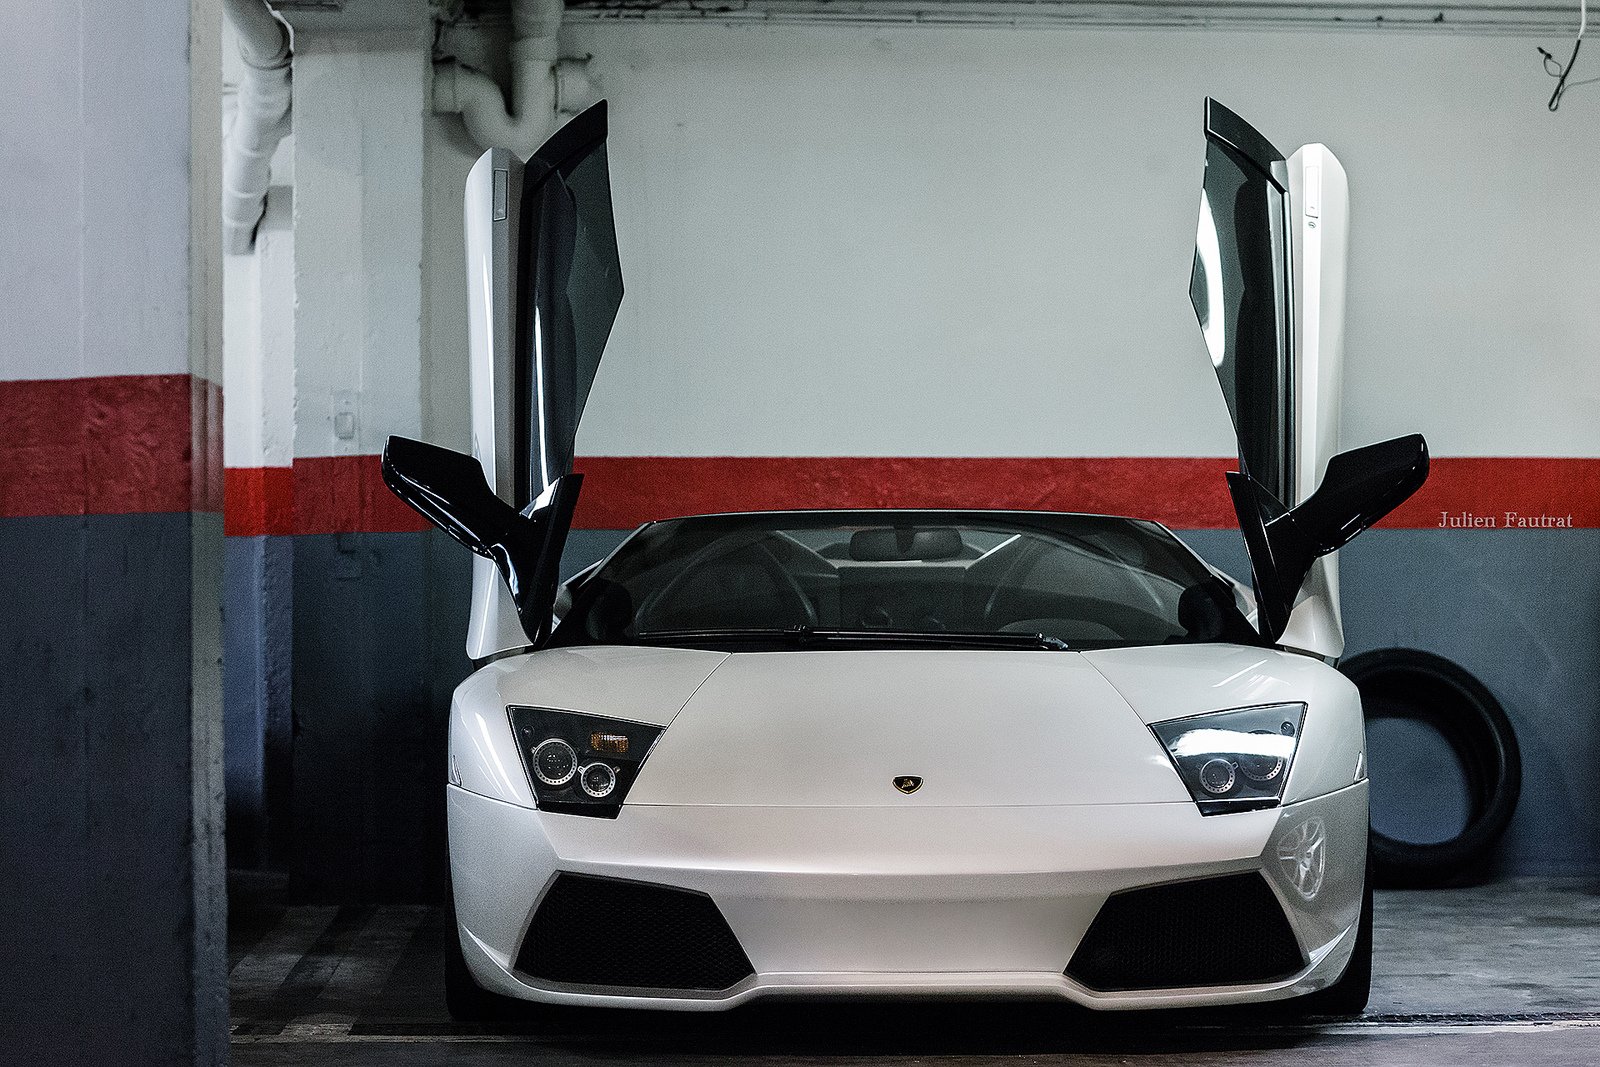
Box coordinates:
[422,998,1325,1058]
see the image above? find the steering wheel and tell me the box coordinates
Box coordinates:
[642,538,818,629]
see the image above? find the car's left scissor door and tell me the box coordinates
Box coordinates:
[452,101,623,657]
[1190,99,1356,656]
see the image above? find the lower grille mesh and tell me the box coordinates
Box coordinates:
[516,873,755,991]
[1067,872,1305,991]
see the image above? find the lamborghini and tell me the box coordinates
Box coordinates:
[381,98,1428,1017]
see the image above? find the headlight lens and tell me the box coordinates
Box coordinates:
[578,761,618,798]
[508,706,663,818]
[1151,703,1306,815]
[532,738,578,786]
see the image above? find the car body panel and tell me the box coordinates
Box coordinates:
[444,636,1368,1009]
[447,777,1366,1010]
[626,649,1190,808]
[1287,143,1351,509]
[451,643,1364,814]
[1282,142,1351,656]
[1192,99,1297,505]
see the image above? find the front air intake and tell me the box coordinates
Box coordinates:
[515,873,755,991]
[1067,872,1305,991]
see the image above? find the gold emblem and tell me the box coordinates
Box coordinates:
[893,775,923,794]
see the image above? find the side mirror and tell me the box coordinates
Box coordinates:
[381,436,517,557]
[1292,435,1430,556]
[1230,433,1428,642]
[382,436,582,646]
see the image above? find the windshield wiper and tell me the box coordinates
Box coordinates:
[633,626,1070,651]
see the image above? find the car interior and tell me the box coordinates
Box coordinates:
[556,514,1258,650]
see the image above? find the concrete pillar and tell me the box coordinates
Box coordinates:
[286,29,460,902]
[222,108,297,870]
[292,33,427,464]
[0,0,227,1062]
[222,18,298,872]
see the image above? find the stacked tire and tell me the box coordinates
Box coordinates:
[1339,648,1521,888]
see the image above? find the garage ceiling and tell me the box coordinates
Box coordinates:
[273,0,432,31]
[272,0,1579,34]
[527,0,1576,32]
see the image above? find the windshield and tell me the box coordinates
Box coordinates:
[552,512,1258,652]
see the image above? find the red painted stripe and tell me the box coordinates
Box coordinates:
[224,466,295,536]
[576,454,1600,531]
[3,372,1587,534]
[290,455,431,536]
[0,374,222,518]
[571,456,1242,529]
[1384,457,1600,530]
[224,457,428,537]
[574,456,1600,531]
[215,454,1600,535]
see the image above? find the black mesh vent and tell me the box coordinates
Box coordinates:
[516,873,755,991]
[1067,872,1304,991]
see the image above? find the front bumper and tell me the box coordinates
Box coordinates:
[448,781,1367,1011]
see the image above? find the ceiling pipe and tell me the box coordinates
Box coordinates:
[222,0,292,255]
[433,0,582,160]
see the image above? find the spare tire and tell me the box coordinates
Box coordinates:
[1339,648,1520,888]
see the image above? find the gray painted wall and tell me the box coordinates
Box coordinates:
[287,532,463,902]
[1,514,227,1063]
[224,535,294,868]
[1342,531,1600,875]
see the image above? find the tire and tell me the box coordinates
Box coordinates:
[444,910,516,1022]
[1340,648,1521,888]
[442,882,529,1023]
[1285,855,1373,1017]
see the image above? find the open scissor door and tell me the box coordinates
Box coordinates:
[386,101,623,656]
[1190,99,1426,655]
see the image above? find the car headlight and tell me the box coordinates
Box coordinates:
[507,706,663,818]
[1151,703,1306,815]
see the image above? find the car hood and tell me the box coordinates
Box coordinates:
[1078,642,1335,724]
[464,645,731,728]
[627,649,1191,807]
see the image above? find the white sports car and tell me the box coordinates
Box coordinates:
[382,99,1428,1018]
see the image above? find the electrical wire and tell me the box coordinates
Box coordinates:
[1539,0,1592,111]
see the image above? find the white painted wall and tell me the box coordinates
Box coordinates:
[292,31,428,460]
[223,142,296,469]
[0,1,209,382]
[222,26,295,470]
[411,22,1600,461]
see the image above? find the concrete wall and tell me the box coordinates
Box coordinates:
[0,0,228,1061]
[222,15,1600,899]
[222,53,296,866]
[426,23,1600,460]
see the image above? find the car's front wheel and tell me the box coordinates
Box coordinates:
[443,915,517,1022]
[1275,856,1373,1017]
[442,880,532,1023]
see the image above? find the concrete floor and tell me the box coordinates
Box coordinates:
[230,879,1600,1065]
